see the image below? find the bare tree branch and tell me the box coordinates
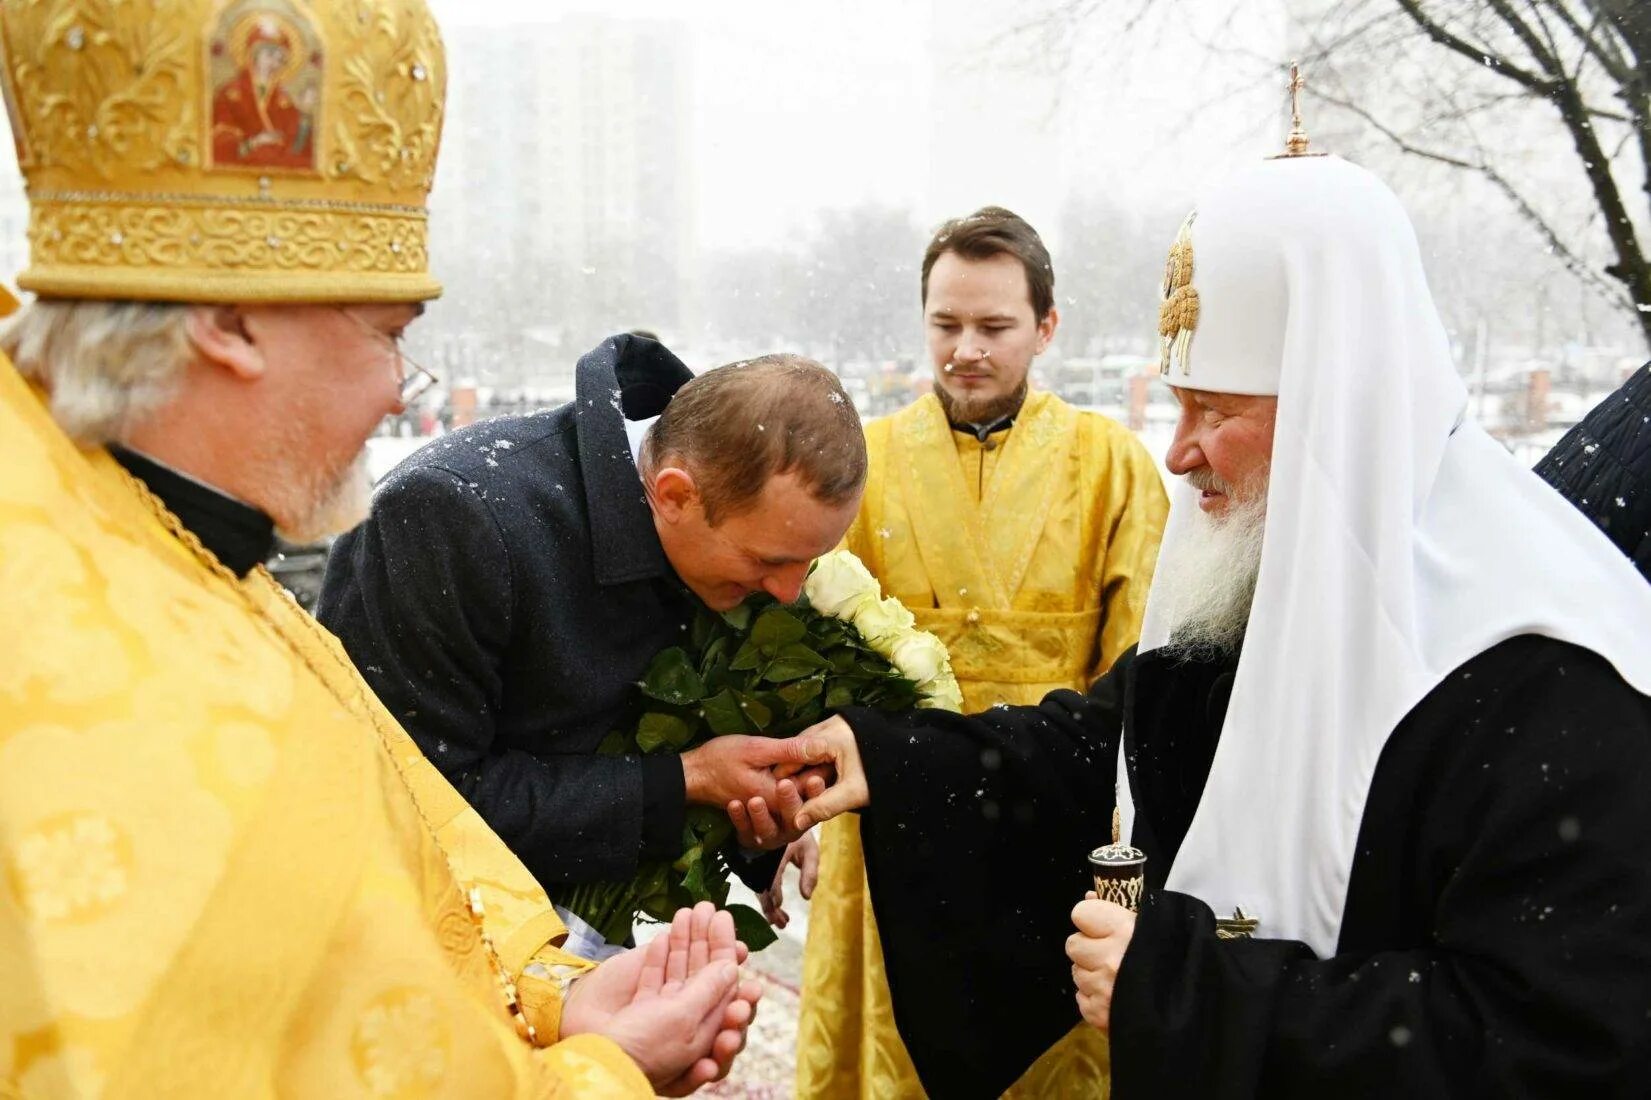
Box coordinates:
[1007,0,1651,349]
[1482,0,1563,75]
[1543,0,1632,84]
[1312,82,1633,309]
[1394,0,1556,94]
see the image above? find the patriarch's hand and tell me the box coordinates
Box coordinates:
[783,716,868,831]
[1066,893,1135,1035]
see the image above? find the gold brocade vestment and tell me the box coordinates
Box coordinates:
[797,391,1167,1098]
[0,356,651,1098]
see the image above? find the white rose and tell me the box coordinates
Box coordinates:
[850,595,916,648]
[889,631,949,688]
[918,675,964,713]
[805,551,879,618]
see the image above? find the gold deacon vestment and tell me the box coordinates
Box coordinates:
[798,389,1168,1098]
[0,357,650,1097]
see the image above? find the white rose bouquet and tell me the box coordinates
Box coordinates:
[560,550,960,949]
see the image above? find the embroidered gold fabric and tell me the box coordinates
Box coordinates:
[0,0,446,302]
[0,353,649,1096]
[798,391,1169,1099]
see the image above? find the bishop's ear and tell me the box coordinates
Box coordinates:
[184,305,266,383]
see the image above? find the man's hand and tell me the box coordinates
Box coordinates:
[563,902,763,1094]
[784,716,869,831]
[725,772,830,850]
[683,735,831,850]
[759,832,819,929]
[1066,894,1136,1035]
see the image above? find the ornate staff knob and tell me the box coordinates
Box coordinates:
[1088,843,1148,911]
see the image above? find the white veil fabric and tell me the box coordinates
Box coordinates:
[1120,155,1651,958]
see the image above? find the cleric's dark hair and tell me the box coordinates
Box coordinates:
[921,205,1055,320]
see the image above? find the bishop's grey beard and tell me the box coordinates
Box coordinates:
[276,449,374,544]
[1153,470,1269,660]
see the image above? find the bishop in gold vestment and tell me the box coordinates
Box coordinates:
[797,389,1167,1097]
[0,355,655,1097]
[0,0,754,1094]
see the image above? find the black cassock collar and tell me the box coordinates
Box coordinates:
[111,446,275,578]
[949,412,1016,443]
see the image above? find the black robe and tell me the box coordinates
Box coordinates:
[843,634,1651,1098]
[1535,361,1651,582]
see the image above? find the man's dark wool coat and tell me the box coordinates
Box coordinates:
[1537,361,1651,583]
[319,335,773,893]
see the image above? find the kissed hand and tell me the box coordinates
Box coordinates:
[683,734,831,849]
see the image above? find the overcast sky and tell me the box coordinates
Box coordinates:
[427,0,1290,250]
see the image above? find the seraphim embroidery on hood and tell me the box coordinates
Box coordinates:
[1159,211,1199,377]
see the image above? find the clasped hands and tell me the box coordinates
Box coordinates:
[680,717,877,847]
[685,720,1138,1036]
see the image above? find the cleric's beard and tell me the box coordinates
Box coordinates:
[1154,472,1269,660]
[933,375,1028,426]
[276,449,374,544]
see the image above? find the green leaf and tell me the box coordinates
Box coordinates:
[879,681,919,710]
[727,903,779,951]
[830,649,859,673]
[762,644,831,684]
[706,866,731,907]
[685,805,725,837]
[781,643,832,668]
[772,654,825,680]
[640,648,706,705]
[690,609,726,654]
[682,857,709,898]
[639,892,677,923]
[751,607,807,653]
[636,712,694,753]
[699,814,733,854]
[698,635,730,679]
[729,639,763,671]
[809,618,848,645]
[700,689,750,735]
[825,683,856,710]
[720,601,755,631]
[673,843,705,874]
[596,728,633,755]
[735,693,773,730]
[777,676,824,711]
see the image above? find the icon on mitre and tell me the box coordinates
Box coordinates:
[207,0,322,172]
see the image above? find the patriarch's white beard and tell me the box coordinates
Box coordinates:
[1154,471,1269,659]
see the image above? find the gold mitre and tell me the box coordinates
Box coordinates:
[0,0,446,303]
